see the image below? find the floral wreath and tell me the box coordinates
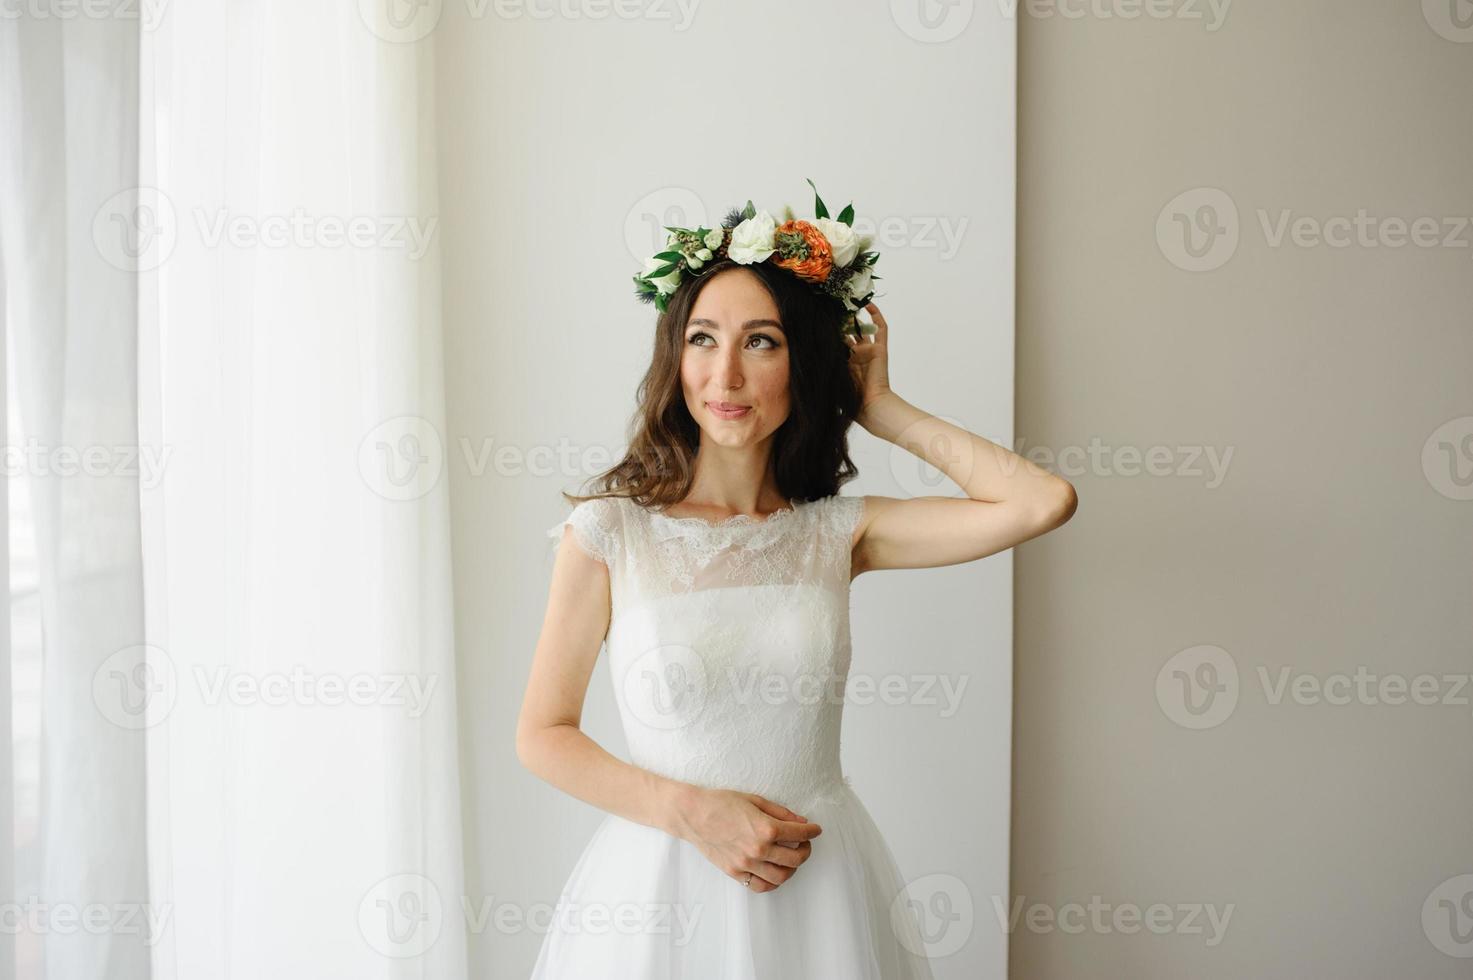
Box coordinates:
[632,178,881,339]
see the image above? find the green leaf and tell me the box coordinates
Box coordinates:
[648,262,680,278]
[652,250,684,263]
[805,177,829,220]
[837,203,854,226]
[742,200,756,220]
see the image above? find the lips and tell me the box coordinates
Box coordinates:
[707,402,751,418]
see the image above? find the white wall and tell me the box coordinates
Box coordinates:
[1015,1,1473,977]
[435,1,1015,976]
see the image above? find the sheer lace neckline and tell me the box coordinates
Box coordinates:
[646,498,805,531]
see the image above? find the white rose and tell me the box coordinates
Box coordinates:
[703,228,724,250]
[815,217,860,267]
[642,254,683,296]
[842,266,873,310]
[695,248,712,260]
[727,210,777,265]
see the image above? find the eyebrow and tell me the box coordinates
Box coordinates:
[686,318,784,331]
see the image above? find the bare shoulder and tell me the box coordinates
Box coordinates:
[850,493,1072,576]
[847,493,915,547]
[846,494,893,579]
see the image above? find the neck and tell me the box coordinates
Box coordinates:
[682,441,785,515]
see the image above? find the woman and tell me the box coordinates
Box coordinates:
[518,191,1076,978]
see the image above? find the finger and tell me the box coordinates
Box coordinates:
[747,798,821,841]
[750,797,805,823]
[762,839,812,869]
[732,868,777,893]
[744,860,796,889]
[771,817,823,843]
[865,302,887,343]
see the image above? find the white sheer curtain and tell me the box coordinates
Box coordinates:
[138,3,467,977]
[1,13,152,980]
[4,4,467,978]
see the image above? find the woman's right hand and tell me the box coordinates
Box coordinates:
[670,786,823,893]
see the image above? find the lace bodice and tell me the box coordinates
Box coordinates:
[546,494,866,813]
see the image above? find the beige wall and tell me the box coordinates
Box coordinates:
[1014,1,1473,976]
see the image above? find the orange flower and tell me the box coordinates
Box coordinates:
[773,220,834,283]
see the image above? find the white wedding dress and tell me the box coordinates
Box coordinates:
[536,493,935,980]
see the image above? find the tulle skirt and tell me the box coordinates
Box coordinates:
[528,782,935,979]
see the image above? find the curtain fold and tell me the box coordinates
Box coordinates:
[138,3,467,977]
[4,3,466,977]
[1,12,153,980]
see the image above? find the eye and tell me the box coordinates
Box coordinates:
[685,330,783,350]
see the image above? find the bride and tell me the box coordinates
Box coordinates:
[518,189,1077,978]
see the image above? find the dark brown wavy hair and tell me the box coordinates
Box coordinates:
[563,259,862,510]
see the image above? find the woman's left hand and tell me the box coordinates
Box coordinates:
[846,301,893,420]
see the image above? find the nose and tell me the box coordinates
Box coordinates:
[714,346,743,390]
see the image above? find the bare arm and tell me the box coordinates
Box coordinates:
[515,528,690,835]
[849,392,1078,576]
[517,523,824,892]
[843,303,1077,577]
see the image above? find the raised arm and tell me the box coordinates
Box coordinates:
[845,303,1078,576]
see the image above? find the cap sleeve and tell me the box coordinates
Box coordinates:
[829,494,865,545]
[546,496,621,567]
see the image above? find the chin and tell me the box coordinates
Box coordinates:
[704,422,762,445]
